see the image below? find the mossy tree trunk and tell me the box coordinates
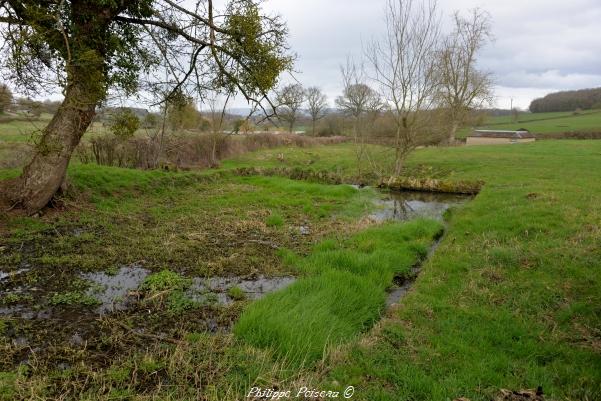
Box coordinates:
[11,0,111,213]
[17,80,99,212]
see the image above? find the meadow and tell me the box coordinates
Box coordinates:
[458,109,601,137]
[0,139,599,400]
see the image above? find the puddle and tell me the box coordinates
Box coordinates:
[370,191,472,222]
[385,266,421,307]
[187,275,296,305]
[82,265,150,314]
[0,305,25,315]
[0,268,29,282]
[1,264,294,319]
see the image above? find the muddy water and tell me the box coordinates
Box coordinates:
[186,275,296,305]
[83,265,150,314]
[0,267,295,318]
[0,268,29,282]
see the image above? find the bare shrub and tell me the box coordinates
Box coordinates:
[75,133,349,170]
[317,114,346,137]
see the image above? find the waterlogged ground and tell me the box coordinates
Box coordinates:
[0,177,467,370]
[0,172,374,368]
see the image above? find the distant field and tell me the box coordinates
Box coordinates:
[459,110,601,137]
[0,113,53,143]
[2,109,601,149]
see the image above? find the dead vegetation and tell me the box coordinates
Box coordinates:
[75,133,349,170]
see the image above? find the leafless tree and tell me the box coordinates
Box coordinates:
[366,0,441,176]
[336,58,382,177]
[436,8,493,143]
[276,84,305,133]
[205,93,232,168]
[336,59,382,122]
[305,87,328,136]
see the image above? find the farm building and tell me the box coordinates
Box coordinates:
[466,129,536,145]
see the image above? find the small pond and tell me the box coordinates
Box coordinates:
[370,190,472,222]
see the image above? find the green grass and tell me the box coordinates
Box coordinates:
[293,141,600,400]
[458,110,601,137]
[140,269,199,313]
[227,286,246,301]
[0,293,33,305]
[0,114,52,143]
[235,220,443,365]
[1,164,376,276]
[265,212,284,227]
[141,269,192,293]
[48,291,101,307]
[217,141,601,399]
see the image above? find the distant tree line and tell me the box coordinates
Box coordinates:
[529,88,601,113]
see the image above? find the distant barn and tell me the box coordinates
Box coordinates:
[466,129,535,145]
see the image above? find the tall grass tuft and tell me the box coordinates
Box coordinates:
[234,219,443,365]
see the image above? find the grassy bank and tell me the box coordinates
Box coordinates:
[1,164,375,274]
[235,220,443,365]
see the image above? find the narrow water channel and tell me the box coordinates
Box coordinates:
[372,190,473,307]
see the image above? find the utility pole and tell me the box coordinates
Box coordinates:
[510,97,518,123]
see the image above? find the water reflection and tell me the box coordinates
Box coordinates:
[370,191,472,222]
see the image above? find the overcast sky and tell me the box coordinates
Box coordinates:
[257,0,601,111]
[9,0,600,111]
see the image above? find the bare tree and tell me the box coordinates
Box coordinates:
[276,84,305,133]
[205,93,232,168]
[366,0,441,176]
[336,59,382,122]
[305,87,328,136]
[336,59,382,177]
[436,9,493,144]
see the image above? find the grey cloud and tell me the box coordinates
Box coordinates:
[259,0,601,109]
